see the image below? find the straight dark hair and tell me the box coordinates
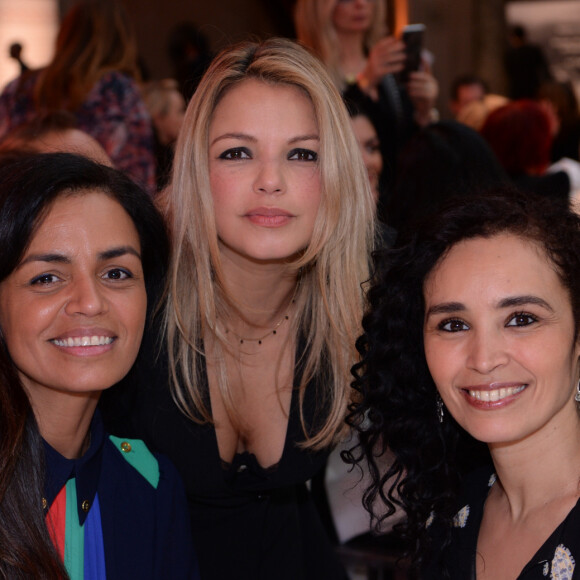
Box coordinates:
[0,152,169,577]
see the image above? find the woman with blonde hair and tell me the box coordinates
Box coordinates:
[0,0,155,192]
[104,37,375,580]
[295,0,387,88]
[295,0,438,186]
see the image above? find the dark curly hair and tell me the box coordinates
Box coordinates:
[346,186,580,566]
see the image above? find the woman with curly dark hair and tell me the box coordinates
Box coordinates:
[348,187,580,579]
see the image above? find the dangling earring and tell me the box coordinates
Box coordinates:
[575,380,580,403]
[436,395,445,423]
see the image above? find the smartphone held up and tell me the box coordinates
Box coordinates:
[399,23,425,82]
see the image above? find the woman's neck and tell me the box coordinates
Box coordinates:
[219,250,299,334]
[489,405,580,519]
[335,31,367,78]
[28,389,99,459]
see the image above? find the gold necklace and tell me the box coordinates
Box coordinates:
[225,284,298,346]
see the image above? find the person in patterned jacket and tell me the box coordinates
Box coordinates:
[0,0,156,194]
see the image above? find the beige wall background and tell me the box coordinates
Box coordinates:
[0,0,538,119]
[114,0,512,119]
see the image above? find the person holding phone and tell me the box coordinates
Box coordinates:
[294,0,439,188]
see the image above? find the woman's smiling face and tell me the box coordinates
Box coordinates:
[0,190,147,403]
[423,233,580,446]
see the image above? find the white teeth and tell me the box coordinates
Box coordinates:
[52,336,114,347]
[468,385,525,402]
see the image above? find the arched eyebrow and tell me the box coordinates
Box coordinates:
[210,132,256,146]
[497,295,553,312]
[425,302,464,318]
[20,253,70,266]
[18,246,141,267]
[288,134,319,144]
[425,295,554,319]
[210,133,320,147]
[98,246,141,261]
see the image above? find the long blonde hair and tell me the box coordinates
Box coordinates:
[294,0,387,87]
[163,38,375,449]
[34,0,140,111]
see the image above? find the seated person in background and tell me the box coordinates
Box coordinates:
[387,120,508,234]
[344,95,398,246]
[449,73,510,132]
[455,93,510,132]
[481,99,580,207]
[0,153,198,579]
[538,80,580,163]
[140,79,186,191]
[0,111,112,165]
[347,101,383,205]
[348,188,580,578]
[505,24,552,100]
[449,73,488,119]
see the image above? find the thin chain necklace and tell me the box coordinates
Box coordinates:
[225,284,298,346]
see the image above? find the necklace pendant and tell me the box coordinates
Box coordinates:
[226,282,298,346]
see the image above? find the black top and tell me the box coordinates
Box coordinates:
[424,466,580,579]
[505,43,552,100]
[151,130,174,192]
[512,170,570,207]
[552,119,580,163]
[102,328,346,580]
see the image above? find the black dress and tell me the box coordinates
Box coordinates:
[424,466,580,579]
[512,170,570,207]
[102,327,347,580]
